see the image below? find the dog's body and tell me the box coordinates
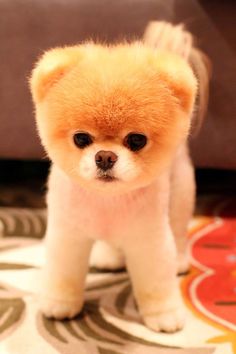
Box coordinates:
[30,22,209,333]
[44,143,193,332]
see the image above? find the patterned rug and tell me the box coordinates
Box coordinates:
[0,196,235,354]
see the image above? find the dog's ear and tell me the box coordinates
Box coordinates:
[30,47,81,102]
[156,52,197,115]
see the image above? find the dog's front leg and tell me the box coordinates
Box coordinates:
[124,221,184,332]
[123,180,185,333]
[39,168,93,319]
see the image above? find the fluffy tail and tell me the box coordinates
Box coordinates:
[143,21,211,133]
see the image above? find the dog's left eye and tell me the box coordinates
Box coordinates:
[124,133,147,152]
[73,132,93,148]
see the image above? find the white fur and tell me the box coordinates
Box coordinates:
[78,145,98,181]
[113,147,141,181]
[40,142,193,333]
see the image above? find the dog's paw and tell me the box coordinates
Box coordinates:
[143,307,185,333]
[40,296,83,320]
[90,241,125,270]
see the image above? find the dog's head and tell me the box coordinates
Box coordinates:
[30,44,197,194]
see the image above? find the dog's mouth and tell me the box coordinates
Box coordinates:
[96,172,117,183]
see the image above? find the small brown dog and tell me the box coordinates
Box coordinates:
[30,22,209,333]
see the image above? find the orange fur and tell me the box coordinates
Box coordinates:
[31,43,197,191]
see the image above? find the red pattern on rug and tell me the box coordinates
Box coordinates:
[182,198,236,351]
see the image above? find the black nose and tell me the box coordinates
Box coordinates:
[95,150,118,171]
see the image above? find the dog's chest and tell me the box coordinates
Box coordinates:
[74,191,149,240]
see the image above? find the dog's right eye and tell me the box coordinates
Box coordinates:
[73,132,93,149]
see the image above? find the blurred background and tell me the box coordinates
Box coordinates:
[0,0,236,208]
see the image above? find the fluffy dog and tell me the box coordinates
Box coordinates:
[30,22,209,333]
